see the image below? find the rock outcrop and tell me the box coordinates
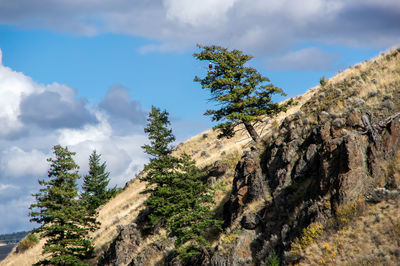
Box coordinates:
[209,108,400,264]
[223,147,267,227]
[99,48,400,266]
[99,224,142,266]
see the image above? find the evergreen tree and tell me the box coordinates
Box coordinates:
[81,150,116,213]
[167,154,222,260]
[194,44,287,142]
[140,106,222,260]
[140,106,179,229]
[29,145,96,265]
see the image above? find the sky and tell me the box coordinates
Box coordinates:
[0,0,399,234]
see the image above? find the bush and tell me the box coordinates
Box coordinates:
[290,222,324,257]
[16,233,39,253]
[333,198,365,229]
[320,76,327,87]
[265,250,280,266]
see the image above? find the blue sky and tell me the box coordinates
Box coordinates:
[0,0,399,234]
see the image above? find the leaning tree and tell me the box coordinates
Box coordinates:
[194,44,287,142]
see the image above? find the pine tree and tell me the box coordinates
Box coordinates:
[140,106,222,260]
[194,44,287,142]
[81,150,116,213]
[140,106,179,229]
[167,154,222,260]
[29,145,96,265]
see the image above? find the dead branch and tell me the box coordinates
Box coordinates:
[377,111,400,128]
[360,111,400,147]
[361,114,380,147]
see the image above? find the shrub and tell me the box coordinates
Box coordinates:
[334,198,365,229]
[265,250,280,266]
[16,233,39,253]
[319,242,337,264]
[320,76,327,87]
[290,222,324,257]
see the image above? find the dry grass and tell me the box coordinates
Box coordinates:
[4,47,400,265]
[1,238,47,266]
[300,47,400,119]
[299,197,400,265]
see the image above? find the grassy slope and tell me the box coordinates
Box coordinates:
[294,48,400,265]
[3,47,400,266]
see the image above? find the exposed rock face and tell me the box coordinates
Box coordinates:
[207,161,230,185]
[99,224,142,266]
[96,49,400,266]
[223,148,267,227]
[214,109,400,265]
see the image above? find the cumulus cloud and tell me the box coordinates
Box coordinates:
[19,90,97,129]
[0,60,97,137]
[0,147,48,178]
[99,85,146,125]
[0,50,149,233]
[164,0,238,27]
[0,63,35,137]
[1,0,399,64]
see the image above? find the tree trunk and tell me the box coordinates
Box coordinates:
[243,120,260,143]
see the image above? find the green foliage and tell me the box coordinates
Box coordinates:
[320,76,327,86]
[29,145,97,265]
[142,106,175,158]
[140,106,222,260]
[167,154,223,260]
[265,250,280,266]
[81,150,116,213]
[194,44,286,142]
[140,106,179,229]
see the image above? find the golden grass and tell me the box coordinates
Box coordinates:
[1,238,47,266]
[299,197,400,265]
[93,177,147,251]
[4,47,400,265]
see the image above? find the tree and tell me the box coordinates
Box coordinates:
[140,107,222,260]
[29,145,96,265]
[194,44,287,142]
[167,154,222,260]
[140,106,179,229]
[81,150,116,214]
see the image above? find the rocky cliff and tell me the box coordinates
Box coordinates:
[208,47,400,265]
[3,47,400,266]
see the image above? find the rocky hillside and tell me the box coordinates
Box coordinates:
[3,47,400,266]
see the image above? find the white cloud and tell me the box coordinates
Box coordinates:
[0,62,35,137]
[266,47,339,71]
[0,147,48,178]
[58,113,148,186]
[0,183,19,192]
[1,0,399,61]
[58,112,112,146]
[164,0,238,27]
[0,49,150,233]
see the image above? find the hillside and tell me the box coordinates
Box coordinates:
[2,47,400,265]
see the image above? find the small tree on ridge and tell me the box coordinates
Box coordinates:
[194,44,287,142]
